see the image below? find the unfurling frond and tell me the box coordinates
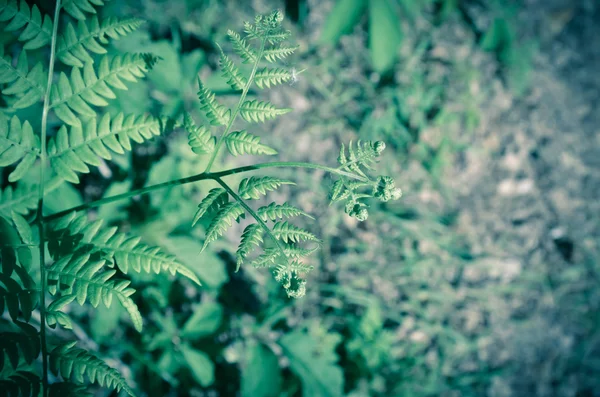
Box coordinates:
[236,223,263,270]
[57,16,145,67]
[263,45,298,63]
[48,212,201,286]
[225,130,276,156]
[238,176,295,200]
[254,67,291,89]
[184,112,215,155]
[197,78,231,126]
[202,202,245,251]
[192,188,228,227]
[0,47,45,109]
[49,53,157,127]
[62,0,109,21]
[272,221,320,243]
[0,0,53,50]
[0,113,39,182]
[338,140,386,177]
[239,100,291,123]
[257,202,313,222]
[227,30,257,64]
[217,43,247,90]
[48,113,162,183]
[50,342,135,396]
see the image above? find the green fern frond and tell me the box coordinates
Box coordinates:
[50,342,135,396]
[0,322,40,371]
[250,248,280,268]
[243,11,289,43]
[48,213,201,285]
[46,295,75,330]
[238,176,295,200]
[225,130,277,156]
[192,188,228,227]
[57,16,145,67]
[47,113,162,183]
[263,45,298,63]
[0,0,53,50]
[239,100,291,123]
[49,53,157,127]
[236,223,263,270]
[202,202,244,251]
[227,30,257,64]
[217,43,247,90]
[0,47,45,109]
[49,382,92,397]
[0,265,38,322]
[272,221,320,244]
[197,78,231,126]
[0,113,40,183]
[184,112,216,155]
[338,140,385,177]
[254,67,291,88]
[257,202,313,222]
[0,178,63,219]
[0,369,41,397]
[62,0,109,21]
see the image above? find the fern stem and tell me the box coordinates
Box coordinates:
[204,36,268,172]
[214,177,289,263]
[37,1,61,396]
[44,161,365,222]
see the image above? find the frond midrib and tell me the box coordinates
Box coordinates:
[0,56,45,95]
[4,1,52,41]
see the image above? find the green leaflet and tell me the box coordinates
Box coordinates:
[272,221,320,244]
[254,67,291,89]
[225,130,277,156]
[239,100,291,123]
[227,29,257,64]
[0,46,46,109]
[197,78,231,126]
[0,113,40,182]
[184,112,216,155]
[62,0,111,21]
[237,176,295,200]
[0,0,53,50]
[192,188,228,227]
[202,202,245,251]
[217,43,247,90]
[236,223,263,270]
[258,202,313,222]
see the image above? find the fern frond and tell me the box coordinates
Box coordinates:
[263,46,298,63]
[50,342,135,396]
[238,176,295,200]
[225,130,277,156]
[243,12,290,43]
[57,16,145,67]
[0,178,63,219]
[0,265,38,322]
[0,322,40,371]
[254,67,291,89]
[0,369,41,397]
[46,295,75,330]
[197,78,231,126]
[62,0,108,21]
[337,140,385,177]
[0,47,45,109]
[0,0,53,50]
[48,213,201,285]
[272,221,320,243]
[227,30,257,64]
[184,112,215,155]
[47,113,162,183]
[202,202,244,251]
[239,100,291,123]
[49,53,157,127]
[217,43,247,90]
[192,188,228,227]
[257,202,313,222]
[236,223,263,270]
[0,113,39,183]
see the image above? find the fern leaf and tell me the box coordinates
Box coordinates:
[192,188,228,227]
[202,202,244,251]
[50,342,135,396]
[0,0,53,50]
[62,0,109,21]
[0,265,38,322]
[225,130,277,156]
[46,295,75,330]
[0,113,39,182]
[236,223,263,270]
[272,221,319,243]
[338,140,385,177]
[49,53,157,127]
[0,178,62,219]
[238,176,295,200]
[217,43,247,90]
[254,67,291,89]
[227,30,257,64]
[0,322,40,371]
[257,202,313,222]
[239,100,291,123]
[0,47,45,109]
[250,248,280,268]
[57,16,145,67]
[48,213,201,286]
[197,78,231,126]
[48,113,162,183]
[184,112,215,155]
[0,369,40,397]
[263,45,298,63]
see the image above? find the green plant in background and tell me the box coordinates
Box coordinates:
[0,2,401,396]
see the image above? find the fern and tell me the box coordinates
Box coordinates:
[202,202,245,251]
[236,223,263,270]
[258,202,314,222]
[0,47,46,109]
[197,78,231,126]
[0,0,53,50]
[62,0,109,21]
[225,130,277,156]
[239,99,291,123]
[238,176,295,200]
[254,67,291,88]
[0,322,40,370]
[192,187,228,227]
[0,113,40,182]
[0,370,41,397]
[184,111,216,155]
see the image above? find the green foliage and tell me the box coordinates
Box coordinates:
[0,46,46,109]
[0,0,53,50]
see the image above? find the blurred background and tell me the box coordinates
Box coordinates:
[30,0,600,395]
